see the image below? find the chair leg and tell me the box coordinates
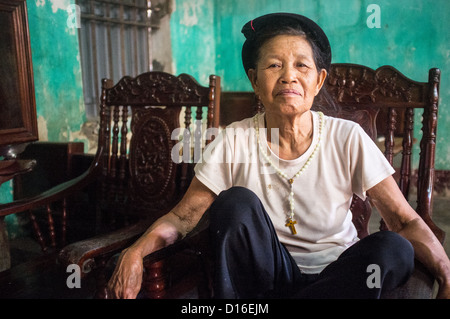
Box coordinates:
[93,256,110,299]
[29,210,47,251]
[142,260,166,299]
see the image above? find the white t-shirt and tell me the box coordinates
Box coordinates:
[194,111,395,274]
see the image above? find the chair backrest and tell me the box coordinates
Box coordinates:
[97,72,220,226]
[313,64,444,241]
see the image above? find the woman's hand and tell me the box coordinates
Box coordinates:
[107,247,144,299]
[368,176,450,299]
[105,177,216,299]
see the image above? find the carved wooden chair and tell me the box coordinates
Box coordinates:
[300,63,443,298]
[0,71,220,297]
[318,64,445,298]
[56,71,221,298]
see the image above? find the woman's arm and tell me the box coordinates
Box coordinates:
[367,175,450,298]
[107,177,217,299]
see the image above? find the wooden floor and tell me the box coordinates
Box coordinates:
[1,196,449,299]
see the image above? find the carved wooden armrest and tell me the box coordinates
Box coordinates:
[0,148,102,218]
[58,213,211,299]
[0,149,102,250]
[58,214,209,276]
[0,159,36,184]
[58,221,151,276]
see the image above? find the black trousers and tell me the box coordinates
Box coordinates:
[209,187,414,299]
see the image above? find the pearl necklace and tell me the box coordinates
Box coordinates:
[254,111,324,235]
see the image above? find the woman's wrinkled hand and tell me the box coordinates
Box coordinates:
[106,248,144,299]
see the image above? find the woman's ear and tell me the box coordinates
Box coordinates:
[314,69,327,96]
[247,68,259,93]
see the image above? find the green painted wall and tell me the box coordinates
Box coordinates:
[27,0,87,147]
[170,0,216,86]
[170,0,450,170]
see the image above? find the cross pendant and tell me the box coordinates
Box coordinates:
[285,219,297,235]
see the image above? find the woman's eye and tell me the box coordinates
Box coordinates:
[268,63,280,68]
[297,63,309,68]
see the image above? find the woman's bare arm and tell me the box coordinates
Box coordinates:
[367,175,450,298]
[107,177,217,298]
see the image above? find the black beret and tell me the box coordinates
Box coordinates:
[241,13,331,74]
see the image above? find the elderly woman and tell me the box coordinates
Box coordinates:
[108,13,450,299]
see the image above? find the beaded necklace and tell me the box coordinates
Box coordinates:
[253,111,324,235]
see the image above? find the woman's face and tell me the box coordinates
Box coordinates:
[248,35,327,117]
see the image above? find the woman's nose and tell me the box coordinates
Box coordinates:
[280,66,298,83]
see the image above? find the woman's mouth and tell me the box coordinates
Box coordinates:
[276,89,302,96]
